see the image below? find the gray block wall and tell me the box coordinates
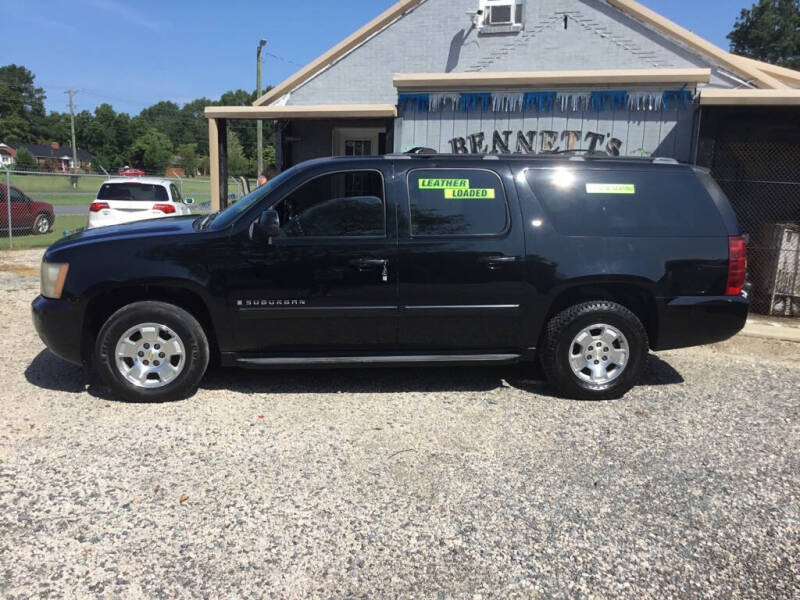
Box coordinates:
[284,0,736,107]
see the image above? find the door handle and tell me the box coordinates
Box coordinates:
[351,258,387,271]
[479,256,519,270]
[351,258,389,283]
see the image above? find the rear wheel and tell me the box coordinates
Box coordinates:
[33,214,51,235]
[95,301,209,402]
[541,301,649,400]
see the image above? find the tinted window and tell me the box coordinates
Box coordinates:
[98,183,169,201]
[170,184,182,202]
[525,167,725,237]
[208,166,299,231]
[408,169,508,236]
[10,188,27,203]
[274,171,385,238]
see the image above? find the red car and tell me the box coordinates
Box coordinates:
[0,184,55,235]
[118,167,146,177]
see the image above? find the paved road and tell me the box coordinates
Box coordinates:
[0,249,798,598]
[54,205,88,216]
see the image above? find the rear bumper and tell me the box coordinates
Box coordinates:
[31,295,85,365]
[87,211,172,229]
[652,294,749,351]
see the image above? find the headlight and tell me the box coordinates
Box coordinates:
[41,262,69,299]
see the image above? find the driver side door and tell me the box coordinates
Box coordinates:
[229,167,399,354]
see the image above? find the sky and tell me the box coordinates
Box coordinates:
[2,0,754,116]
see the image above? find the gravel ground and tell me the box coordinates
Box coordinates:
[1,249,798,599]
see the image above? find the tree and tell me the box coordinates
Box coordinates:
[176,143,199,176]
[0,64,47,142]
[218,89,262,160]
[129,129,173,174]
[729,0,800,69]
[180,98,214,155]
[14,148,37,171]
[43,112,72,147]
[226,130,251,177]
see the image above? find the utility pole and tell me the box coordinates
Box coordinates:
[65,90,79,181]
[256,39,267,178]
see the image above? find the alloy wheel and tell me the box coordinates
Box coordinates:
[114,323,186,388]
[568,323,629,385]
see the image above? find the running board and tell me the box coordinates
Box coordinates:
[234,353,522,368]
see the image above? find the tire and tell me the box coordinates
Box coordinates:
[33,213,51,235]
[541,301,649,400]
[94,301,209,402]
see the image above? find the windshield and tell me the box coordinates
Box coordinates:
[98,183,169,201]
[207,166,299,231]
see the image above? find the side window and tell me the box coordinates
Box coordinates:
[525,167,726,237]
[170,184,182,203]
[274,170,385,238]
[408,169,508,237]
[10,189,27,203]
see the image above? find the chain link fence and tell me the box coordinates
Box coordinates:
[0,170,252,249]
[708,141,800,317]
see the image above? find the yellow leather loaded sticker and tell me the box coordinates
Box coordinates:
[444,188,496,199]
[418,178,470,190]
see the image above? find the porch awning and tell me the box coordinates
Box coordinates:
[204,105,397,120]
[393,69,712,91]
[699,89,800,106]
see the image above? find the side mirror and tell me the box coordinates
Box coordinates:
[184,197,195,205]
[253,209,281,242]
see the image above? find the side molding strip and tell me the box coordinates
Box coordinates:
[236,353,522,367]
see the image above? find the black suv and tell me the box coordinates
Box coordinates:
[32,155,748,402]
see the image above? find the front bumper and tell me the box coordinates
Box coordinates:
[652,294,749,351]
[31,295,85,365]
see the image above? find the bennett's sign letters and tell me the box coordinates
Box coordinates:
[450,129,623,155]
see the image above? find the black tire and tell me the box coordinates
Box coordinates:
[33,213,51,235]
[94,301,209,402]
[541,301,649,400]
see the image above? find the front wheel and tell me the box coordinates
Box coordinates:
[541,301,649,400]
[33,214,51,235]
[95,301,209,402]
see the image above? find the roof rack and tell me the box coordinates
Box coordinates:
[381,153,685,165]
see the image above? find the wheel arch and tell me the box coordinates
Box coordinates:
[542,279,659,348]
[82,284,219,363]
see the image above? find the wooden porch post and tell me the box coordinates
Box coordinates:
[208,117,229,211]
[218,118,228,209]
[208,117,220,212]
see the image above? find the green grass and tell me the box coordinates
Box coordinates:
[8,173,215,206]
[1,216,87,249]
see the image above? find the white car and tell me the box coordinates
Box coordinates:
[87,178,195,229]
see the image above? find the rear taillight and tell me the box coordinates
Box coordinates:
[726,235,747,296]
[153,203,176,214]
[89,202,109,212]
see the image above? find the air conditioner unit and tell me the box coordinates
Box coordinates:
[479,0,523,27]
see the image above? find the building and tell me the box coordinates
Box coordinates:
[207,0,800,315]
[0,141,93,171]
[0,144,15,167]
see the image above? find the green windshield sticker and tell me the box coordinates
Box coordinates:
[419,178,470,190]
[586,183,636,195]
[444,188,496,199]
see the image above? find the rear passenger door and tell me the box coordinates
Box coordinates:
[397,165,527,351]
